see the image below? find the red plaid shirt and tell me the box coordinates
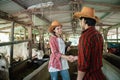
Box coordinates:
[48,36,62,70]
[78,27,105,80]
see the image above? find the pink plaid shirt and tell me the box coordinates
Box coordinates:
[48,36,62,70]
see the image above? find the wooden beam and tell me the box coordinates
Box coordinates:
[0,23,26,30]
[0,30,27,35]
[0,26,11,30]
[96,9,120,12]
[108,23,120,30]
[13,16,30,20]
[102,20,119,24]
[26,13,34,26]
[0,10,29,26]
[0,10,10,20]
[0,21,11,24]
[32,8,120,14]
[0,25,18,30]
[10,22,15,65]
[36,14,51,24]
[97,23,116,26]
[11,0,51,24]
[0,31,9,33]
[27,27,32,59]
[11,0,27,9]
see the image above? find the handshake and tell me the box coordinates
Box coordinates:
[67,55,78,62]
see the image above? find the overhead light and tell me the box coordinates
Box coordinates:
[28,1,54,9]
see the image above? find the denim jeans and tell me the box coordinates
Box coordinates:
[50,69,70,80]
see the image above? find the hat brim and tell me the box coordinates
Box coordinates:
[73,12,99,22]
[48,24,62,33]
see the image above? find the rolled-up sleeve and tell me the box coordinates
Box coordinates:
[49,37,62,60]
[78,36,91,72]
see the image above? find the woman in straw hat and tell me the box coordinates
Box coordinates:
[73,7,106,80]
[48,20,74,80]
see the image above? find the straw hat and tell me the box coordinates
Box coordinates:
[48,20,62,33]
[73,6,99,22]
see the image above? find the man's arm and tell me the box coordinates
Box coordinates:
[77,71,86,80]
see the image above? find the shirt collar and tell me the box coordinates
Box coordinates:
[82,26,95,34]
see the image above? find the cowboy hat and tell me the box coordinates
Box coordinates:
[73,6,99,22]
[48,20,62,33]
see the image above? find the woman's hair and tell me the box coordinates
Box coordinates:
[51,27,56,36]
[79,17,96,26]
[51,27,62,37]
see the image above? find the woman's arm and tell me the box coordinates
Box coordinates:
[61,54,74,62]
[49,37,62,59]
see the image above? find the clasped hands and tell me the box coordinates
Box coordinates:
[67,55,78,62]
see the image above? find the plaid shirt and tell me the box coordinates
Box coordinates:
[48,36,62,70]
[78,27,105,80]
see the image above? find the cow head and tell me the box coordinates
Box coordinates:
[0,53,8,72]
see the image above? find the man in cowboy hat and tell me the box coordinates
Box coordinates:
[73,6,105,80]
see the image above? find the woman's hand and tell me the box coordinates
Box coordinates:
[61,55,78,62]
[67,55,75,62]
[61,55,74,62]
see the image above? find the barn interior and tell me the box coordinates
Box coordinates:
[0,0,120,80]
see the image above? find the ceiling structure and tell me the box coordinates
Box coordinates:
[0,0,120,36]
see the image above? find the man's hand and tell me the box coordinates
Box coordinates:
[67,55,74,62]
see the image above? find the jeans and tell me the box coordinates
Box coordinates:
[50,69,70,80]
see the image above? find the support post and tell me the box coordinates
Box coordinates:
[27,27,32,59]
[10,22,15,66]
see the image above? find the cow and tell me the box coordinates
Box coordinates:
[0,53,9,80]
[3,42,29,63]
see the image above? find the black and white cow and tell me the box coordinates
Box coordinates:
[0,53,9,80]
